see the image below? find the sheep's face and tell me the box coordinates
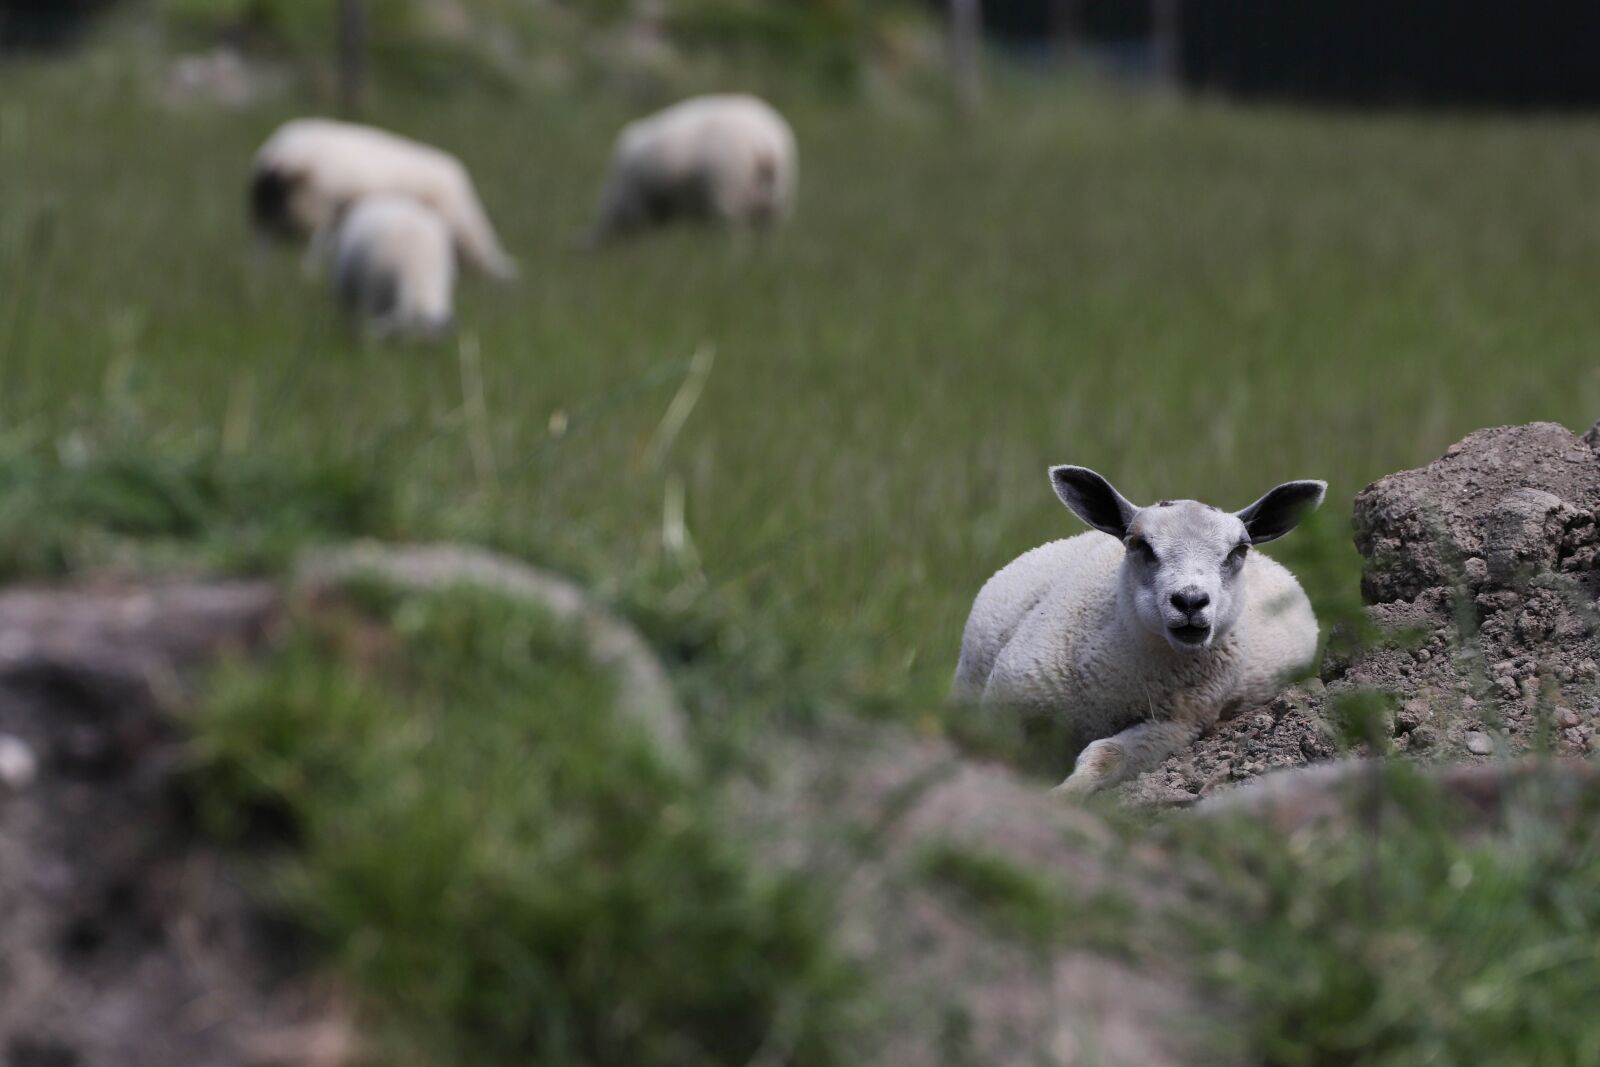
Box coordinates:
[1121,501,1251,650]
[1048,466,1328,655]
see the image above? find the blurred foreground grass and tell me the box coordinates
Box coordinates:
[1184,771,1600,1067]
[6,38,1600,1066]
[197,586,856,1066]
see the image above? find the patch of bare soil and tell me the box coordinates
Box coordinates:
[1123,419,1600,805]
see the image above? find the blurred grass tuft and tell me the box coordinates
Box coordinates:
[194,585,860,1066]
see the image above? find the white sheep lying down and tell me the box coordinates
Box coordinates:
[331,195,454,342]
[588,94,797,242]
[251,117,517,280]
[954,466,1327,797]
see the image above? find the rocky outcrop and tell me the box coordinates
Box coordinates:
[1352,421,1600,604]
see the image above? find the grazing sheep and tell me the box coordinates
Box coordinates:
[330,195,455,342]
[250,117,517,280]
[954,466,1327,797]
[587,94,797,243]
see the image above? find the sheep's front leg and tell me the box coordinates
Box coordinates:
[1051,718,1205,799]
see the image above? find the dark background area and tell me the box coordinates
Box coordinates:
[977,0,1600,108]
[0,0,116,50]
[16,0,1600,108]
[1178,0,1600,108]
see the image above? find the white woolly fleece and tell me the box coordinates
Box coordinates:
[254,118,517,280]
[592,94,797,238]
[954,531,1318,778]
[332,195,455,340]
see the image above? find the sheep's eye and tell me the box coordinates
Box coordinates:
[1227,544,1250,567]
[1127,538,1158,565]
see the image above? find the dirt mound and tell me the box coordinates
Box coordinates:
[747,723,1208,1066]
[0,581,351,1067]
[1354,421,1600,604]
[0,547,707,1067]
[1124,420,1600,804]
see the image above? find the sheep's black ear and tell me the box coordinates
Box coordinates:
[1050,466,1139,539]
[1236,480,1327,544]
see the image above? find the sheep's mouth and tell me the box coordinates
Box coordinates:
[1167,623,1212,647]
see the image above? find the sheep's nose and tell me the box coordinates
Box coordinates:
[1170,589,1210,614]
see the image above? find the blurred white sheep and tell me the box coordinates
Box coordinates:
[251,117,517,281]
[588,94,797,243]
[330,194,455,342]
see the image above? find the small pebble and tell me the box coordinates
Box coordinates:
[1396,699,1430,732]
[1555,707,1581,729]
[1464,731,1494,756]
[0,734,38,791]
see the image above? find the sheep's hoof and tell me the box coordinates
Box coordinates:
[1052,741,1123,800]
[1050,776,1100,801]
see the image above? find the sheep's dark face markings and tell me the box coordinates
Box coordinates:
[249,168,303,239]
[1121,501,1252,653]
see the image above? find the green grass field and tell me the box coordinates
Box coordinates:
[7,36,1600,1065]
[9,57,1600,716]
